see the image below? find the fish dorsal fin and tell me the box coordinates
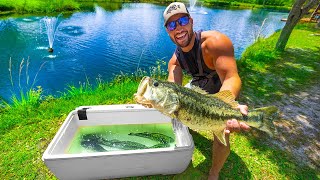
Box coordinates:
[212,90,239,108]
[190,85,209,95]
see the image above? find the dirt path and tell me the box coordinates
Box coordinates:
[272,84,320,170]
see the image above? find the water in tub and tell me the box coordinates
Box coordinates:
[67,123,176,153]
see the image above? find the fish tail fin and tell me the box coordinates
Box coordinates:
[247,106,279,136]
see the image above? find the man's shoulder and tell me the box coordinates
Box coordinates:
[201,30,226,40]
[201,31,234,54]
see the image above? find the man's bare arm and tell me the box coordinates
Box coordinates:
[167,53,183,85]
[205,32,241,98]
[216,56,241,98]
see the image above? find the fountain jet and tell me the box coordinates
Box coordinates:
[41,14,62,53]
[189,0,197,12]
[188,0,208,14]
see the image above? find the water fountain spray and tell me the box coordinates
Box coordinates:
[189,0,197,12]
[41,14,62,53]
[188,0,208,14]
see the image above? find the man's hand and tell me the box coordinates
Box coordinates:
[225,104,250,133]
[237,104,248,116]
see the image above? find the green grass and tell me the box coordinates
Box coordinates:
[1,25,320,179]
[0,0,80,13]
[237,23,320,106]
[201,0,292,11]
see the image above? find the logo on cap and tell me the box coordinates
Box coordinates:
[166,4,181,14]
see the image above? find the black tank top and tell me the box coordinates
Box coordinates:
[174,31,222,94]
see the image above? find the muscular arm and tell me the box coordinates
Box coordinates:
[203,32,241,98]
[167,53,183,85]
[216,56,241,98]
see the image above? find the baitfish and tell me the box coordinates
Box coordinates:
[80,134,107,152]
[128,132,174,144]
[134,76,278,146]
[150,143,170,148]
[80,134,151,151]
[103,139,149,150]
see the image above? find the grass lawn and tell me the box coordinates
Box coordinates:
[0,23,319,179]
[238,23,320,105]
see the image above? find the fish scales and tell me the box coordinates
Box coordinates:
[172,81,269,123]
[134,76,278,146]
[159,80,244,124]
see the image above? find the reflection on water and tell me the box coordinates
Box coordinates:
[46,55,57,59]
[0,3,288,101]
[67,123,176,154]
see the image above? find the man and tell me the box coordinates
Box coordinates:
[163,2,250,179]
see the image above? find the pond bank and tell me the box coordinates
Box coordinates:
[0,1,291,16]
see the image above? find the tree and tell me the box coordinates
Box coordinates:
[275,0,320,51]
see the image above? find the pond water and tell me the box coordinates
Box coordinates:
[0,3,287,101]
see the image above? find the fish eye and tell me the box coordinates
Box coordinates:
[153,81,159,87]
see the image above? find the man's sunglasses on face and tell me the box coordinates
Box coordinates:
[166,16,190,31]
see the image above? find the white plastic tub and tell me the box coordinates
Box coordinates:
[42,104,194,179]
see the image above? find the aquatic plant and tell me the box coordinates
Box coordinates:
[7,58,47,108]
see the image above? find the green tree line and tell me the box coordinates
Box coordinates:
[0,0,295,14]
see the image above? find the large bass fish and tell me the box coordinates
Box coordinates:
[134,76,278,146]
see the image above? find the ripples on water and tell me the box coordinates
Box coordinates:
[0,3,287,101]
[59,26,85,36]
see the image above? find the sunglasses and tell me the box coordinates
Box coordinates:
[166,16,190,31]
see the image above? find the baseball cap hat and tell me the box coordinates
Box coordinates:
[163,2,190,25]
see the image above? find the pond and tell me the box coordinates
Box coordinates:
[0,3,287,101]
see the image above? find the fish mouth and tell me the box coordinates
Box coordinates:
[134,76,153,107]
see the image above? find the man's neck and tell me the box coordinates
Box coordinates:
[180,32,196,52]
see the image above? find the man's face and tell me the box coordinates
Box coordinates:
[165,14,193,48]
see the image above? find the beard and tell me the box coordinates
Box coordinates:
[170,28,194,48]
